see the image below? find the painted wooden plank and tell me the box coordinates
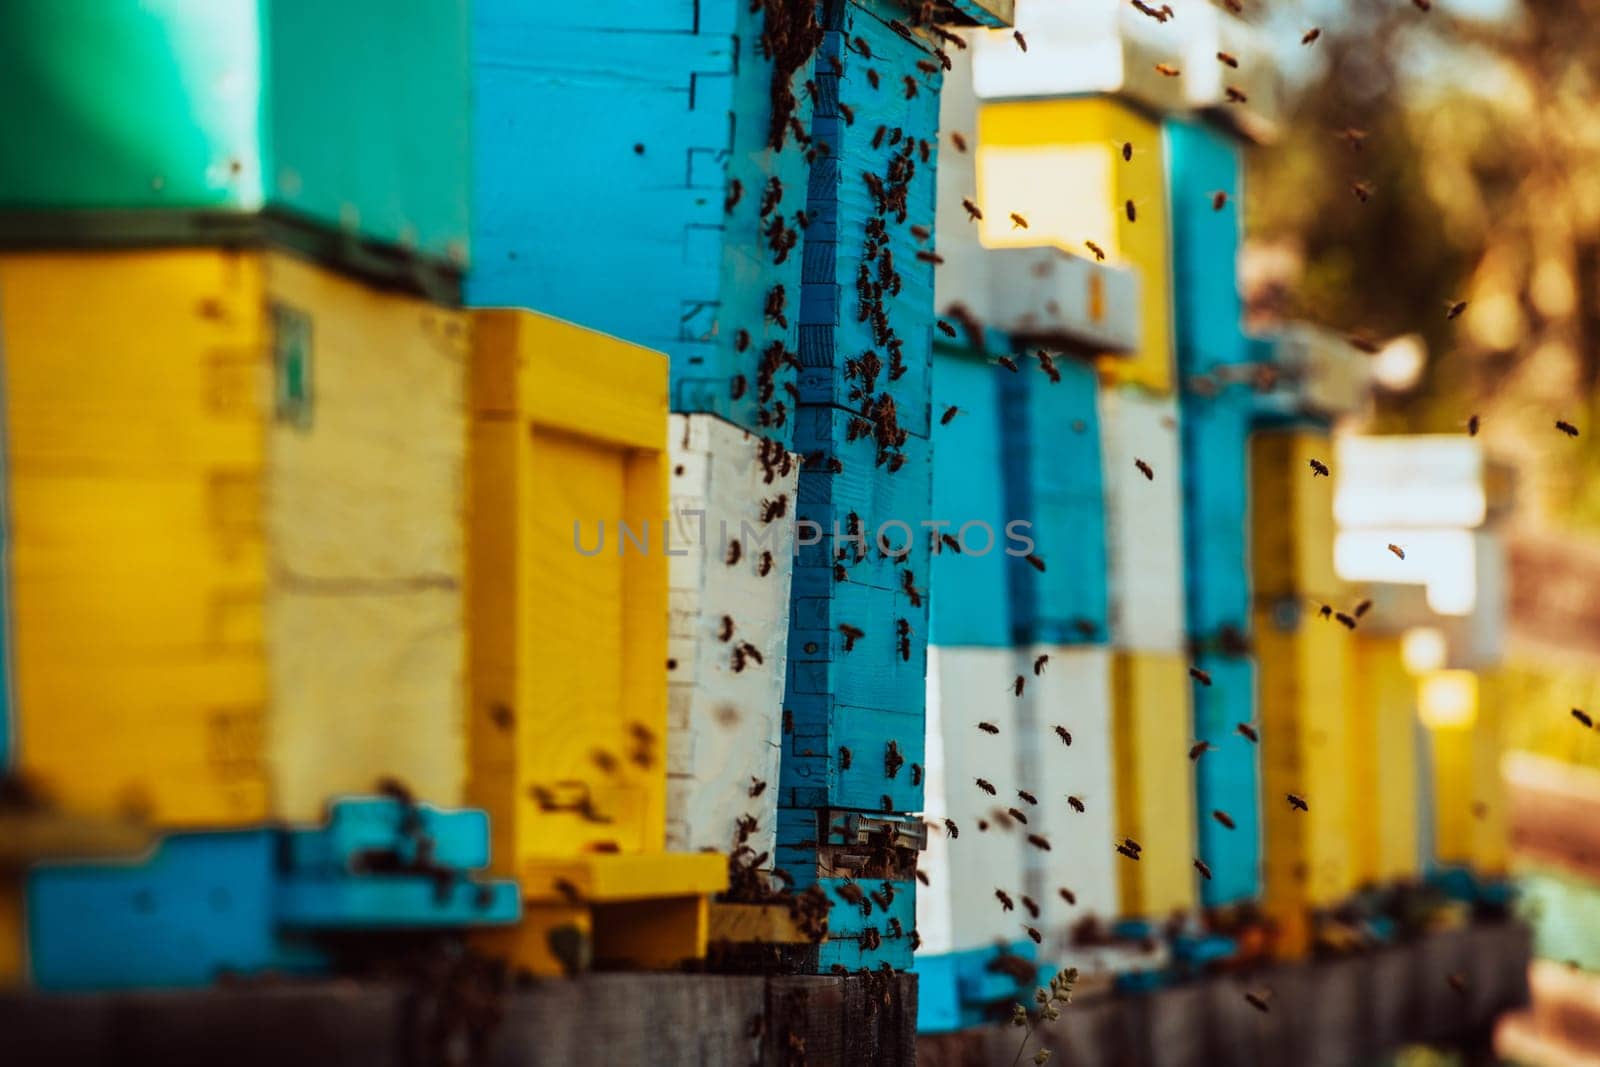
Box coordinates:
[816,875,917,972]
[1100,387,1186,654]
[275,877,520,929]
[929,344,1011,646]
[1426,670,1507,875]
[1110,651,1197,919]
[467,310,671,871]
[1250,430,1341,601]
[1166,119,1247,378]
[470,2,809,444]
[1189,654,1260,908]
[281,797,492,874]
[1347,637,1420,889]
[1018,645,1119,949]
[1180,385,1253,645]
[999,350,1108,645]
[977,97,1176,394]
[665,414,798,860]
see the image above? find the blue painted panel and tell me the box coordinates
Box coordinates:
[815,875,916,971]
[281,797,493,874]
[470,3,809,444]
[1165,119,1246,376]
[914,941,1039,1033]
[929,344,1012,646]
[276,876,520,928]
[999,352,1108,644]
[1189,654,1260,908]
[1180,384,1252,644]
[26,831,321,991]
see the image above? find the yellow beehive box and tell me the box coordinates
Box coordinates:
[976,97,1174,393]
[1250,431,1340,600]
[1253,605,1354,957]
[1347,635,1420,889]
[1427,670,1508,875]
[0,248,467,826]
[1110,651,1196,918]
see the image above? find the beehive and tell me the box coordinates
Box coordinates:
[1180,386,1253,642]
[1189,653,1260,908]
[0,0,470,275]
[1100,387,1186,653]
[665,414,797,861]
[1427,670,1507,876]
[1110,651,1196,918]
[1165,118,1247,377]
[1348,635,1420,888]
[0,248,466,827]
[977,97,1175,393]
[1251,431,1341,601]
[469,0,811,443]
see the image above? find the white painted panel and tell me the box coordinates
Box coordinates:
[934,36,987,326]
[986,248,1140,354]
[664,415,797,863]
[919,646,1031,954]
[1016,645,1119,956]
[1099,388,1186,653]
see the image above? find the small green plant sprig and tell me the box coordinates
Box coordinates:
[1010,966,1078,1066]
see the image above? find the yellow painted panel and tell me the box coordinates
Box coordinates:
[1110,651,1195,917]
[1349,636,1420,887]
[263,252,467,820]
[1250,431,1340,600]
[978,98,1173,394]
[468,311,670,871]
[1254,606,1354,957]
[1442,670,1508,874]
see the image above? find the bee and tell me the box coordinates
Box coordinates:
[717,615,736,642]
[1302,27,1321,44]
[724,178,745,215]
[1072,618,1097,639]
[1388,543,1406,560]
[1334,612,1357,630]
[1018,789,1038,805]
[553,878,584,904]
[837,101,856,126]
[749,778,767,798]
[1116,842,1141,861]
[915,869,930,887]
[1287,793,1309,812]
[1338,127,1369,150]
[1037,350,1061,383]
[1059,887,1077,905]
[1025,553,1047,573]
[1084,239,1107,262]
[1557,420,1580,437]
[839,623,865,651]
[915,59,939,75]
[1244,991,1270,1013]
[1217,51,1238,67]
[911,763,923,786]
[1309,458,1330,477]
[1011,212,1029,230]
[1022,896,1040,918]
[1316,602,1333,619]
[734,329,750,353]
[1195,858,1213,881]
[944,818,961,840]
[976,778,998,796]
[1125,198,1138,222]
[1573,708,1593,728]
[1190,667,1212,687]
[871,125,887,150]
[1354,599,1373,618]
[1213,191,1229,211]
[951,131,968,154]
[1135,458,1154,480]
[1013,675,1026,697]
[1034,654,1049,676]
[962,197,983,221]
[1447,973,1467,996]
[1351,180,1374,203]
[1467,414,1480,436]
[866,68,880,90]
[1008,807,1028,824]
[1054,725,1073,746]
[903,75,918,99]
[840,746,853,770]
[1225,87,1248,103]
[977,819,990,832]
[1237,722,1259,743]
[591,748,620,774]
[941,533,962,554]
[915,250,944,265]
[1154,64,1180,78]
[730,374,748,401]
[1413,0,1431,10]
[884,740,904,779]
[1122,142,1134,162]
[1222,0,1242,9]
[1026,926,1043,944]
[489,703,514,731]
[836,881,865,906]
[1014,30,1027,51]
[1067,795,1085,813]
[1212,809,1236,830]
[996,888,1015,911]
[937,320,959,340]
[1027,834,1051,851]
[1348,331,1381,353]
[978,721,1000,735]
[997,355,1019,373]
[1189,741,1213,760]
[901,569,924,608]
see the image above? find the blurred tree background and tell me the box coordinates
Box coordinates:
[1243,0,1600,529]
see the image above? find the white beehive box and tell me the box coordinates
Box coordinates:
[919,646,1031,954]
[665,414,798,862]
[987,249,1140,354]
[1018,644,1119,954]
[1099,388,1187,653]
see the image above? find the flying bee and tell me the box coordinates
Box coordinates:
[1315,601,1333,619]
[1195,858,1213,881]
[937,320,958,339]
[1222,0,1241,10]
[1237,723,1259,743]
[1244,991,1270,1013]
[902,75,918,99]
[1447,973,1468,996]
[718,615,735,642]
[1013,675,1026,697]
[915,869,930,887]
[1116,842,1141,861]
[1388,543,1405,560]
[1288,793,1309,812]
[1467,414,1480,436]
[1007,807,1028,824]
[489,703,514,732]
[1225,87,1248,103]
[945,818,960,839]
[962,198,982,221]
[1022,896,1040,918]
[1135,458,1154,480]
[1026,926,1043,944]
[1054,725,1072,746]
[1334,612,1357,630]
[1573,708,1593,728]
[1446,300,1468,320]
[1154,64,1180,77]
[915,250,944,265]
[1034,654,1049,676]
[749,778,767,798]
[1011,212,1029,230]
[1212,191,1229,211]
[1348,331,1381,353]
[951,131,968,152]
[1067,796,1085,813]
[1122,141,1134,161]
[1014,30,1027,51]
[866,69,879,89]
[1018,789,1038,805]
[1217,51,1238,67]
[1354,599,1373,618]
[1059,887,1077,905]
[996,888,1015,911]
[976,778,998,796]
[872,125,887,150]
[997,355,1019,373]
[1413,0,1431,10]
[725,540,743,565]
[1190,667,1212,687]
[978,721,1000,735]
[1125,198,1138,221]
[1338,127,1369,150]
[838,102,855,126]
[1085,240,1107,261]
[1302,27,1321,44]
[1027,834,1051,851]
[1026,553,1047,573]
[1557,420,1580,437]
[1190,741,1213,760]
[942,533,962,554]
[1309,458,1330,477]
[1213,809,1236,830]
[1351,180,1374,202]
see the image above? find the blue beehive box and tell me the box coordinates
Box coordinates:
[999,351,1108,645]
[914,941,1039,1033]
[470,0,812,444]
[930,340,1012,646]
[1189,653,1261,907]
[1181,384,1254,643]
[1165,118,1247,377]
